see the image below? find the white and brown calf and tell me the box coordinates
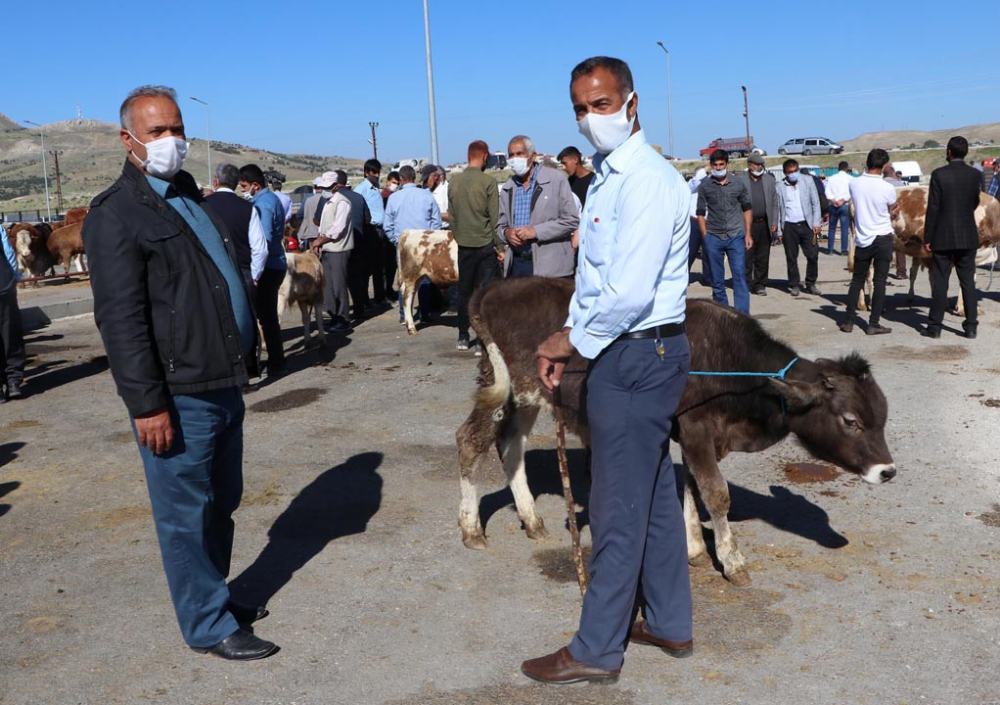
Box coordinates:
[396,229,458,335]
[277,251,326,348]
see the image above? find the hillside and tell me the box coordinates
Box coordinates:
[840,123,1000,152]
[0,116,365,215]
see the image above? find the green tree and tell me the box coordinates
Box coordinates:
[923,140,941,149]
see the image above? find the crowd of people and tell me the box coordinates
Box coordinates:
[685,136,993,338]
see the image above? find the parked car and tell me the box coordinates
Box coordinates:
[777,137,844,156]
[486,152,508,171]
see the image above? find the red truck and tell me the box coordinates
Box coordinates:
[700,136,756,159]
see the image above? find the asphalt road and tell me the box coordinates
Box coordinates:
[2,249,999,705]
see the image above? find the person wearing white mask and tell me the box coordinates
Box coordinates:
[497,134,579,279]
[774,158,823,297]
[525,56,692,686]
[735,153,779,295]
[81,86,277,661]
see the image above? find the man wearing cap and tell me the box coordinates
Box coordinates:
[824,161,852,256]
[497,134,579,279]
[736,154,778,296]
[312,171,354,333]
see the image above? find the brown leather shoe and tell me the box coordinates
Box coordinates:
[629,621,694,658]
[520,646,620,685]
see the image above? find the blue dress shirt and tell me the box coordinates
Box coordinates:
[566,129,690,359]
[512,167,538,254]
[252,190,288,271]
[355,177,385,227]
[383,184,442,244]
[1,224,20,283]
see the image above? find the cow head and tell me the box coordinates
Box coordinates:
[769,354,896,485]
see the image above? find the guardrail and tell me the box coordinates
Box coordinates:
[19,270,89,285]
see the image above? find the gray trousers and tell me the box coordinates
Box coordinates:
[321,250,350,321]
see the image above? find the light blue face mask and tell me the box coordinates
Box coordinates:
[711,169,728,179]
[786,172,800,183]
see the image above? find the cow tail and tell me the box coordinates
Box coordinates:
[473,338,512,412]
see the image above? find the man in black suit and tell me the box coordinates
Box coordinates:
[205,162,268,289]
[921,136,982,339]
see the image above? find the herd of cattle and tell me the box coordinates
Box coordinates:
[5,207,89,281]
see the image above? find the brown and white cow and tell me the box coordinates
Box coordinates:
[46,222,87,274]
[850,187,1000,314]
[456,277,896,586]
[396,229,458,335]
[277,251,326,348]
[63,207,89,227]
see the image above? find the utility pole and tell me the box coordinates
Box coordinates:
[741,86,751,157]
[656,42,674,159]
[24,120,52,221]
[368,122,379,160]
[50,150,64,213]
[189,97,212,188]
[422,0,440,165]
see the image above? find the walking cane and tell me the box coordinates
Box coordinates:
[553,385,588,597]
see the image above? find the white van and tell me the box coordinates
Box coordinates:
[891,161,923,184]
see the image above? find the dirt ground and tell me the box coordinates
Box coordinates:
[2,250,999,705]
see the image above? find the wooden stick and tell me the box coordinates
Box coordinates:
[554,386,587,597]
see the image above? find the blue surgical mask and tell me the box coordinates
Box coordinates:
[786,172,799,183]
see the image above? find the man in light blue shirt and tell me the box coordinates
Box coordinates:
[524,56,693,686]
[383,165,441,324]
[354,159,389,302]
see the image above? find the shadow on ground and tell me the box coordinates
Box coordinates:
[231,451,384,606]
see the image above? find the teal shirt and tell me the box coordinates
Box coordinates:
[146,176,255,355]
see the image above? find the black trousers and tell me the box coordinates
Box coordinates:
[928,248,978,333]
[781,221,818,288]
[457,244,499,338]
[378,230,397,300]
[370,229,386,301]
[255,268,285,371]
[0,287,26,385]
[845,235,893,325]
[745,219,772,290]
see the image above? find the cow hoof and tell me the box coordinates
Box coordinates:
[462,531,488,550]
[688,553,713,568]
[525,521,549,541]
[725,568,752,587]
[407,329,418,336]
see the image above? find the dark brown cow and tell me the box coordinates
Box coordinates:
[46,222,86,274]
[456,277,896,585]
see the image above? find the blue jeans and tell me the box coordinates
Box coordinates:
[133,387,245,648]
[703,233,750,314]
[828,203,850,253]
[568,335,692,670]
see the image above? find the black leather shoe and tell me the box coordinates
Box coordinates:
[191,629,278,660]
[964,330,977,340]
[920,328,941,339]
[866,324,892,336]
[229,602,269,624]
[6,380,23,399]
[839,322,854,333]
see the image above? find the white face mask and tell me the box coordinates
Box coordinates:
[509,157,530,177]
[577,92,636,155]
[242,191,254,201]
[387,183,399,193]
[786,172,799,183]
[749,167,764,177]
[711,168,728,179]
[128,131,188,179]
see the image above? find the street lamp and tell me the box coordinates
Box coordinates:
[741,86,751,157]
[422,0,440,165]
[24,120,52,221]
[189,96,212,188]
[655,41,674,159]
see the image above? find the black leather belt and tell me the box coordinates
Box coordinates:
[619,322,685,341]
[513,251,533,261]
[752,217,767,223]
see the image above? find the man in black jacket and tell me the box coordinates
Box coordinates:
[921,136,982,339]
[82,85,278,660]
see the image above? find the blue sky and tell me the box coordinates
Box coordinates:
[6,1,999,165]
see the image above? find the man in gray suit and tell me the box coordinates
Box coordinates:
[775,158,822,296]
[498,135,579,278]
[736,154,779,295]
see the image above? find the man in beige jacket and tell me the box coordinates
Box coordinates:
[312,170,354,333]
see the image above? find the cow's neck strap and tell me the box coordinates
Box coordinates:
[689,357,800,424]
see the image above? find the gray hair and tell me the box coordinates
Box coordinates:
[215,162,240,190]
[509,134,536,155]
[120,85,178,132]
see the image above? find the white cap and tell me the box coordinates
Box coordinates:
[316,171,337,188]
